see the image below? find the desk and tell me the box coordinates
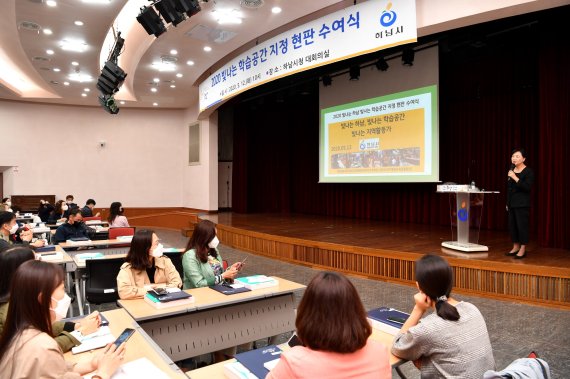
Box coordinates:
[64,308,186,378]
[51,226,110,241]
[118,277,305,362]
[61,239,131,316]
[187,328,402,379]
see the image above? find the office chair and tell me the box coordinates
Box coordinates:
[108,227,135,247]
[83,257,125,313]
[164,251,184,280]
[83,216,102,222]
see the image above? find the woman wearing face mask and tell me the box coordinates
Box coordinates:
[0,260,125,378]
[108,201,130,227]
[48,200,68,224]
[2,197,13,212]
[182,220,245,362]
[117,229,181,300]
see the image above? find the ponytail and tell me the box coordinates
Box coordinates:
[435,296,460,321]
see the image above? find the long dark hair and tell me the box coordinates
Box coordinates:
[108,202,123,224]
[415,255,460,321]
[296,271,371,353]
[53,200,65,216]
[0,261,64,358]
[126,229,153,270]
[0,246,36,303]
[185,220,217,263]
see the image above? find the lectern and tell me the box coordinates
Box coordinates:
[437,184,499,252]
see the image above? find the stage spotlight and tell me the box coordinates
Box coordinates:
[155,0,186,27]
[175,0,201,16]
[322,75,332,87]
[137,6,167,37]
[375,57,389,71]
[349,65,360,81]
[402,48,415,66]
[98,94,120,114]
[97,61,127,96]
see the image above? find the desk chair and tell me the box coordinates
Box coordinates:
[83,216,101,222]
[164,251,184,280]
[83,257,125,313]
[108,227,135,248]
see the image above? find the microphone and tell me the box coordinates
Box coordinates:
[508,164,515,181]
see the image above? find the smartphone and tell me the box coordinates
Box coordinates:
[287,333,303,347]
[150,287,167,296]
[113,328,135,347]
[387,316,407,325]
[237,256,248,271]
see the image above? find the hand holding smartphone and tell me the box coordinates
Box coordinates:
[113,328,135,347]
[237,256,248,271]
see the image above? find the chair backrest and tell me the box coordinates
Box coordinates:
[85,257,125,304]
[108,227,135,240]
[83,216,101,222]
[164,251,184,280]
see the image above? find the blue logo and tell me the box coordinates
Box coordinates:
[380,2,397,27]
[458,209,468,222]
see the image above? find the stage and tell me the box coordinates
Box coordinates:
[200,213,570,309]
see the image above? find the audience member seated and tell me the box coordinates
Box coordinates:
[2,198,12,212]
[0,260,125,378]
[182,219,246,362]
[38,199,54,222]
[65,194,78,209]
[0,211,44,249]
[0,245,101,352]
[53,207,94,244]
[81,198,101,218]
[117,229,181,299]
[391,254,495,378]
[267,271,392,379]
[48,200,68,224]
[108,201,129,227]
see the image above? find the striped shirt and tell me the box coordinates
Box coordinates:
[392,301,495,379]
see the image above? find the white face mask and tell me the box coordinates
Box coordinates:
[5,201,11,207]
[62,204,69,211]
[50,293,71,320]
[151,243,164,257]
[208,236,220,249]
[9,223,18,234]
[66,200,72,204]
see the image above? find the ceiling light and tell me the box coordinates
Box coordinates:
[151,87,157,92]
[349,65,360,81]
[46,0,57,7]
[186,60,195,66]
[81,93,87,97]
[71,61,79,66]
[176,73,183,78]
[170,84,176,88]
[155,0,186,27]
[68,73,93,82]
[322,75,332,87]
[170,49,178,55]
[203,46,212,52]
[151,61,176,72]
[84,88,90,92]
[271,7,282,14]
[81,0,112,3]
[153,102,158,106]
[120,101,125,105]
[153,78,160,83]
[137,6,167,38]
[375,57,389,71]
[59,39,88,53]
[212,8,243,25]
[43,28,53,35]
[74,21,84,26]
[46,49,54,55]
[63,81,70,86]
[53,68,61,72]
[402,48,415,66]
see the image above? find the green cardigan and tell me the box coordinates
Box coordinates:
[0,302,80,352]
[182,248,224,289]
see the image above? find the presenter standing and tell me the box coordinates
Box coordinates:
[506,148,534,259]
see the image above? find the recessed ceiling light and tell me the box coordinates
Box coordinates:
[63,81,70,86]
[212,8,243,25]
[170,49,178,55]
[153,102,158,106]
[176,73,183,78]
[46,49,54,55]
[203,46,212,52]
[186,60,194,66]
[43,28,53,35]
[151,61,176,72]
[83,88,90,92]
[271,7,282,14]
[46,0,57,7]
[120,101,125,105]
[81,0,112,3]
[170,84,176,88]
[59,39,88,53]
[71,61,79,66]
[53,68,61,72]
[68,73,93,82]
[81,93,87,97]
[151,87,157,92]
[153,78,160,83]
[74,21,84,26]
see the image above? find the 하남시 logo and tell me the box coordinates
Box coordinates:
[380,2,397,27]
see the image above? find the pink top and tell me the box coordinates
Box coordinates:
[110,215,130,227]
[266,340,392,379]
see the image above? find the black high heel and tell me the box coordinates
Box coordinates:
[505,250,519,256]
[514,251,527,259]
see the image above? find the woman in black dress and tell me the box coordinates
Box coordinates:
[506,148,534,259]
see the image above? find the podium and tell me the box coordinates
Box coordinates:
[437,184,499,252]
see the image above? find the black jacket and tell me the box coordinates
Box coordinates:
[53,222,94,244]
[81,205,93,217]
[507,167,534,208]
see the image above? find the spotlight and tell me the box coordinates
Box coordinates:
[155,0,186,27]
[349,65,360,81]
[98,94,120,114]
[375,57,389,71]
[402,48,415,66]
[137,6,167,37]
[97,61,127,95]
[174,0,201,17]
[322,75,332,87]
